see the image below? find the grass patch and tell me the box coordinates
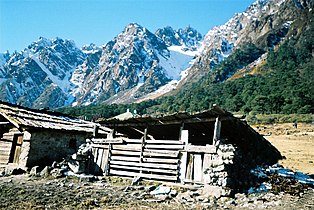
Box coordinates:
[246,114,314,125]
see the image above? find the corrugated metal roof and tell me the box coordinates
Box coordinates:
[0,102,111,134]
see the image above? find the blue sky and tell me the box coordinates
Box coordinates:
[0,0,256,53]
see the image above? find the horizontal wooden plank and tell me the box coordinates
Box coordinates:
[111,150,141,156]
[145,140,184,145]
[92,138,124,144]
[113,144,141,151]
[0,138,13,142]
[109,169,178,181]
[185,145,216,153]
[110,164,178,175]
[111,155,140,162]
[110,155,178,164]
[0,144,12,149]
[143,157,179,164]
[91,144,109,149]
[109,160,178,170]
[0,149,11,154]
[145,144,184,150]
[143,149,179,157]
[0,158,9,163]
[123,139,142,143]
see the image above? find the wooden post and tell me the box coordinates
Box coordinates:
[178,122,185,141]
[179,129,188,183]
[93,124,99,137]
[139,128,147,174]
[103,128,114,175]
[213,117,221,145]
[105,143,112,176]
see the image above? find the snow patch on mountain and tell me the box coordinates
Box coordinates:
[31,56,73,93]
[158,47,195,80]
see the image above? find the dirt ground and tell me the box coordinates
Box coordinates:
[252,123,314,174]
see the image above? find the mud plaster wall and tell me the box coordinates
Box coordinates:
[24,130,90,167]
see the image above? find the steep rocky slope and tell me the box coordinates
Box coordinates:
[0,25,201,108]
[178,0,308,87]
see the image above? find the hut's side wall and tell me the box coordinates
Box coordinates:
[0,129,17,166]
[25,130,89,167]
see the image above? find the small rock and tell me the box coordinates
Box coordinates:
[131,191,140,197]
[178,191,194,203]
[40,166,51,178]
[137,192,149,199]
[150,186,171,195]
[145,185,156,192]
[51,161,58,168]
[134,185,144,190]
[169,189,178,197]
[50,168,64,178]
[155,194,168,201]
[30,166,40,176]
[191,191,200,197]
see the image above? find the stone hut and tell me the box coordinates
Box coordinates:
[0,101,111,170]
[92,105,282,192]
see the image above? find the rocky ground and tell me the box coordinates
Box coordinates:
[0,123,313,209]
[0,174,313,210]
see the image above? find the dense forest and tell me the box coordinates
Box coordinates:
[57,18,314,120]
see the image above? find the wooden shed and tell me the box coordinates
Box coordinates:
[0,101,111,170]
[93,105,282,192]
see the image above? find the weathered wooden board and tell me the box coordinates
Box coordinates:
[110,155,140,162]
[145,140,184,145]
[185,145,216,153]
[109,169,178,181]
[193,154,203,182]
[111,150,141,156]
[113,144,141,151]
[101,150,108,172]
[123,139,143,143]
[91,144,109,149]
[96,148,104,168]
[145,144,184,150]
[143,157,179,164]
[109,160,178,170]
[186,154,194,180]
[92,138,124,144]
[110,164,178,175]
[143,149,179,157]
[179,130,188,182]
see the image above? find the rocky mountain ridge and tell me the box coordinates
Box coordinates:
[0,24,200,108]
[0,0,311,109]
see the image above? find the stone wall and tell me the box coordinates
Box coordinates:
[203,142,236,188]
[25,129,90,167]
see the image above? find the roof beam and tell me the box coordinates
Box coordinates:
[102,116,234,127]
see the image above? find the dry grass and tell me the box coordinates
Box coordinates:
[252,123,314,174]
